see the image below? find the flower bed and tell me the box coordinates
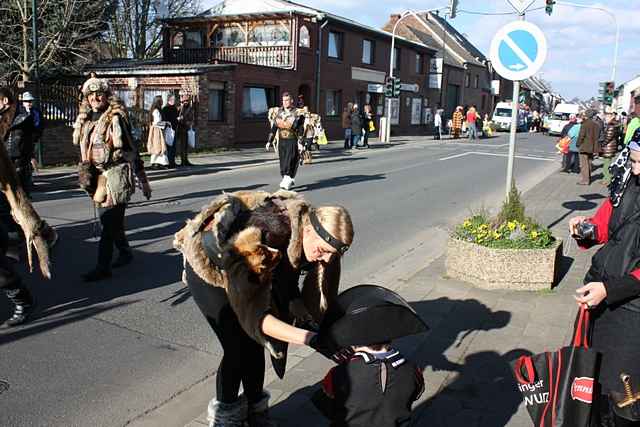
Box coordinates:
[446,215,561,291]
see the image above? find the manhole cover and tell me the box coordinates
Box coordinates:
[0,380,9,395]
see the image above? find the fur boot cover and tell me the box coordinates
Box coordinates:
[247,391,277,427]
[174,190,342,359]
[207,395,247,427]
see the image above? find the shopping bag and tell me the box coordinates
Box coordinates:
[317,130,328,145]
[511,307,597,427]
[187,127,196,149]
[368,120,376,132]
[556,136,570,155]
[164,127,175,147]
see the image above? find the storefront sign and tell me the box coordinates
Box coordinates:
[367,83,384,93]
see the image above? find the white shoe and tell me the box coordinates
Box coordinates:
[279,176,287,189]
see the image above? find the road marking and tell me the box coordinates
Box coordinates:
[439,151,555,162]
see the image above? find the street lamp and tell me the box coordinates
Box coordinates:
[555,1,620,82]
[385,6,449,142]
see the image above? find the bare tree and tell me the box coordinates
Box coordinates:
[108,0,200,60]
[0,0,114,82]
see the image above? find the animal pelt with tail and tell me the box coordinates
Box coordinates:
[174,190,342,359]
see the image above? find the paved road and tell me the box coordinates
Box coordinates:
[0,133,560,426]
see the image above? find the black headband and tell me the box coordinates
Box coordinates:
[309,210,350,255]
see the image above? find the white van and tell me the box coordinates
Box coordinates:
[548,103,581,136]
[492,102,526,132]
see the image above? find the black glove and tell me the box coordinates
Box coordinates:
[309,331,353,362]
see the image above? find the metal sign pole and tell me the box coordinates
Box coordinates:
[506,79,520,197]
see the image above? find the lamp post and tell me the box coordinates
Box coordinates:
[31,0,42,166]
[385,7,450,142]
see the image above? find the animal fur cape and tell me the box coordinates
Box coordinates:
[0,104,51,278]
[174,190,341,359]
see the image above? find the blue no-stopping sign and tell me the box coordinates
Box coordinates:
[490,21,547,81]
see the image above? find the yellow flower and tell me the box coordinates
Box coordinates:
[530,231,539,239]
[463,220,472,228]
[521,224,527,231]
[507,221,517,231]
[493,231,502,239]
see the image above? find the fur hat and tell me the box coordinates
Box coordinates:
[81,77,110,96]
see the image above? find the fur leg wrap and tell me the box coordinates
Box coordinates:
[207,395,248,427]
[247,391,277,427]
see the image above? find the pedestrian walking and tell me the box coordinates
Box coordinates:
[161,95,179,169]
[0,86,56,327]
[466,106,478,140]
[174,190,354,427]
[600,109,621,186]
[176,92,194,167]
[147,95,169,169]
[361,104,374,148]
[72,77,152,282]
[267,92,305,190]
[433,109,442,140]
[577,110,600,185]
[569,135,640,426]
[451,106,463,139]
[342,103,353,150]
[350,104,363,148]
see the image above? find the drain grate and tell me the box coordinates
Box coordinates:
[0,380,9,395]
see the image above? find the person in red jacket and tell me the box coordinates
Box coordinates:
[569,136,640,425]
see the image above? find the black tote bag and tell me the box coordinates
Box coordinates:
[512,307,598,427]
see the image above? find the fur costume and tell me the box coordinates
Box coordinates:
[174,190,342,360]
[72,97,140,206]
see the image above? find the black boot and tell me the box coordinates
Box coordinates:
[112,250,133,269]
[247,391,278,427]
[2,287,35,328]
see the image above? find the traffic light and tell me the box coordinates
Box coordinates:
[384,77,393,97]
[449,0,459,19]
[604,81,615,105]
[393,77,401,97]
[545,0,555,16]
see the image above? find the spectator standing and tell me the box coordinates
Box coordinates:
[342,103,353,150]
[433,109,442,140]
[351,104,363,149]
[560,114,578,173]
[361,104,374,148]
[600,109,621,186]
[577,110,601,185]
[147,95,169,169]
[161,95,179,169]
[176,92,194,167]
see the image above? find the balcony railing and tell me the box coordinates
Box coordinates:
[168,45,293,68]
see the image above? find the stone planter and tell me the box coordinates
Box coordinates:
[445,237,562,291]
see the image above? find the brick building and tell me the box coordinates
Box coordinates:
[383,12,514,121]
[91,0,439,149]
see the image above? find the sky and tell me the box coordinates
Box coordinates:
[201,0,639,100]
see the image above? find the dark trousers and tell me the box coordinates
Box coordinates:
[344,129,352,149]
[0,222,32,307]
[177,128,189,165]
[433,124,442,140]
[362,130,370,147]
[206,305,265,404]
[278,138,299,178]
[97,204,130,271]
[562,152,580,173]
[167,138,177,167]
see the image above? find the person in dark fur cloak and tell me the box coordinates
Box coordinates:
[72,77,152,282]
[174,190,354,427]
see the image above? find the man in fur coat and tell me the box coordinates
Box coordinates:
[175,190,354,426]
[267,93,305,190]
[72,77,151,282]
[0,87,55,327]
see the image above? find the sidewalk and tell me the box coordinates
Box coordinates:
[180,165,608,427]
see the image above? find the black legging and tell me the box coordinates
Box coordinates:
[206,304,265,404]
[97,204,130,270]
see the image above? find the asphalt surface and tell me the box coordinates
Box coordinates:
[0,132,561,427]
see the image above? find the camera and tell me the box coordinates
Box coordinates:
[573,221,597,241]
